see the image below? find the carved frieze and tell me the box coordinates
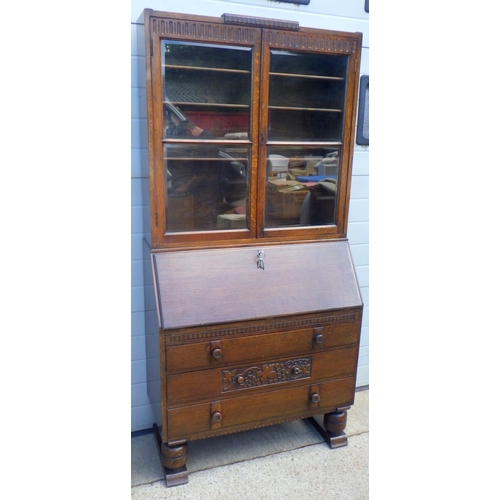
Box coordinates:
[149,15,356,53]
[222,357,312,392]
[267,30,358,54]
[151,17,257,44]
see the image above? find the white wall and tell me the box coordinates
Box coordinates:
[131,0,369,432]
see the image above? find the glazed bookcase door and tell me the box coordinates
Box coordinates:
[146,14,262,247]
[258,29,361,240]
[145,12,361,249]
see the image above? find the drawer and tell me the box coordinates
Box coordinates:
[166,346,358,406]
[167,377,355,441]
[165,322,360,374]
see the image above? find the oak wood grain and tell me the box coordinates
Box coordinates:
[153,240,362,329]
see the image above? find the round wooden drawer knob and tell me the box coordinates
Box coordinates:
[237,375,245,385]
[310,393,320,403]
[212,348,222,360]
[314,334,325,345]
[212,411,222,423]
[292,366,301,375]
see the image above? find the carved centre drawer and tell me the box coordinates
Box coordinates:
[167,346,358,406]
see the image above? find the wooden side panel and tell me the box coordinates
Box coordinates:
[153,241,362,329]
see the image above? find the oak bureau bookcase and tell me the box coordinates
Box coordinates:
[142,9,363,487]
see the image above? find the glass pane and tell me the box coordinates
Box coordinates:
[265,147,340,228]
[162,41,252,138]
[165,144,249,232]
[268,50,347,141]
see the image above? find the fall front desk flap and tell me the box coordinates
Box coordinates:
[152,240,362,330]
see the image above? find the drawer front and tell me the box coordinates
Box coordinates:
[165,321,360,374]
[166,346,358,406]
[167,377,355,441]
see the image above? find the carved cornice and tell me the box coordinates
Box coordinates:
[149,15,357,53]
[165,311,360,345]
[150,17,257,44]
[266,30,358,54]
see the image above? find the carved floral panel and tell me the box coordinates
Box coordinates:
[222,356,312,392]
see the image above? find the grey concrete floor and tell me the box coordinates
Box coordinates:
[132,389,368,499]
